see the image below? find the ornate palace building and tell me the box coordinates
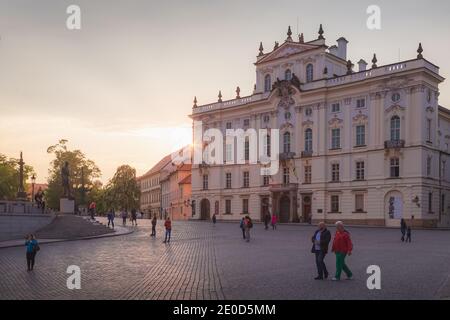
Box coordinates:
[190,25,450,228]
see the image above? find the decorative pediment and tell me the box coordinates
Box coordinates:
[302,120,314,127]
[385,104,405,114]
[280,122,294,130]
[353,112,368,124]
[256,42,320,65]
[328,116,344,127]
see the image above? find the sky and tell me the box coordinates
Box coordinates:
[1,0,450,184]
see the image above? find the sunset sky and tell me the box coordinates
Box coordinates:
[1,0,450,184]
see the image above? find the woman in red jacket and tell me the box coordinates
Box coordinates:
[331,221,353,281]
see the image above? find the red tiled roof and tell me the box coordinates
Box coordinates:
[178,174,191,185]
[140,154,173,178]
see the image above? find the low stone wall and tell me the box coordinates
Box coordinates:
[0,214,55,241]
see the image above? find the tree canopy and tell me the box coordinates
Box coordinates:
[0,153,34,200]
[103,165,140,211]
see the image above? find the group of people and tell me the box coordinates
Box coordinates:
[263,212,278,230]
[148,215,172,243]
[106,208,141,229]
[239,216,254,242]
[400,218,413,242]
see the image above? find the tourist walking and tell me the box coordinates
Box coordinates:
[400,218,407,242]
[151,215,157,237]
[107,209,115,229]
[311,222,331,280]
[121,210,127,226]
[131,208,138,226]
[240,217,246,240]
[164,217,172,243]
[212,213,217,225]
[331,221,353,281]
[89,201,96,220]
[264,212,271,230]
[271,214,277,230]
[244,216,253,242]
[25,234,39,271]
[406,216,414,243]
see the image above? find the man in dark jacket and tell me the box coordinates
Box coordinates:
[311,222,331,280]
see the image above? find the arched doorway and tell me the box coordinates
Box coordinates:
[200,199,211,220]
[279,195,290,223]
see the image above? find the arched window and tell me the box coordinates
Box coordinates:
[264,74,272,92]
[285,69,292,81]
[283,132,291,153]
[306,64,314,83]
[390,115,401,141]
[305,128,313,152]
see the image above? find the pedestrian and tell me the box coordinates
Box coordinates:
[240,217,246,240]
[25,234,39,271]
[41,200,46,214]
[406,216,414,243]
[244,215,253,242]
[271,214,277,230]
[264,212,271,230]
[400,218,407,242]
[107,209,115,229]
[331,221,353,281]
[131,208,138,226]
[311,222,331,280]
[151,215,157,237]
[212,213,217,225]
[163,217,172,243]
[121,209,127,226]
[89,201,96,220]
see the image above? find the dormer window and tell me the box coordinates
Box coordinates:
[264,74,272,92]
[285,69,292,81]
[306,64,314,83]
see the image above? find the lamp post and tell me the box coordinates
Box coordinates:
[31,174,36,203]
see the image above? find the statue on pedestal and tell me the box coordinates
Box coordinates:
[61,161,71,198]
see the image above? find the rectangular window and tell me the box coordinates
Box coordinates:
[355,194,364,212]
[427,157,432,176]
[202,174,209,190]
[331,128,341,149]
[356,98,366,108]
[428,192,433,213]
[304,165,312,184]
[226,173,232,189]
[442,194,446,214]
[242,199,249,214]
[243,171,250,188]
[390,158,400,178]
[283,167,290,185]
[263,175,270,186]
[356,161,365,181]
[243,119,250,127]
[331,195,340,213]
[331,163,340,182]
[427,119,432,142]
[225,199,231,214]
[226,122,232,129]
[331,103,340,113]
[356,125,366,146]
[244,138,250,161]
[225,144,233,163]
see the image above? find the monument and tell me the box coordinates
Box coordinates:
[16,152,28,201]
[60,161,75,214]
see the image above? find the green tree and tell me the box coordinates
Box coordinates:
[45,140,101,209]
[104,165,140,211]
[0,153,34,200]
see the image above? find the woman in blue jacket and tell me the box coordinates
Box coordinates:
[25,234,39,271]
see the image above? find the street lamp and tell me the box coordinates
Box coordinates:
[31,174,36,203]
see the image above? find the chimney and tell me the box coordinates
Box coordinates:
[358,59,368,72]
[336,37,349,60]
[329,45,338,57]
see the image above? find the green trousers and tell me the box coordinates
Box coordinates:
[335,252,352,279]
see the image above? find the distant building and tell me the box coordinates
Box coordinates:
[161,161,192,221]
[190,25,450,228]
[137,154,172,219]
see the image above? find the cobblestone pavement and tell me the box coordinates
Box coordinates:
[1,219,450,300]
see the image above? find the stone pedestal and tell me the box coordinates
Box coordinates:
[60,198,75,214]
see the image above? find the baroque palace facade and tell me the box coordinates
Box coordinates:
[189,25,450,228]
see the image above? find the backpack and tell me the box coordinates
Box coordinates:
[33,242,40,253]
[247,219,253,228]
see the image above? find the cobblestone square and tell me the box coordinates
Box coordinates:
[1,219,449,300]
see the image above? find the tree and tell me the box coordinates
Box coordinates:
[104,165,140,211]
[0,153,34,200]
[45,140,101,209]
